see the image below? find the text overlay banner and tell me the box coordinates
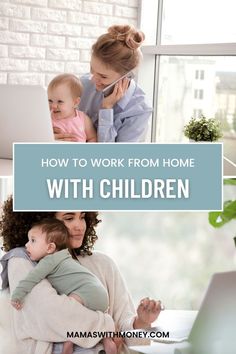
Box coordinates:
[14,143,222,211]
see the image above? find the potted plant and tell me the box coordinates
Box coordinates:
[209,179,236,247]
[184,115,223,142]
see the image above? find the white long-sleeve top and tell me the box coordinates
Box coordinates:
[2,250,143,354]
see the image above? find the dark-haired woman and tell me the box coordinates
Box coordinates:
[0,196,161,354]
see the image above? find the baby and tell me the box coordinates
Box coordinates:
[11,219,116,354]
[48,73,97,142]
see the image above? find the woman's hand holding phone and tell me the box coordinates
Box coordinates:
[101,77,130,109]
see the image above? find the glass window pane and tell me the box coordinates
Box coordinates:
[140,0,159,45]
[0,177,12,204]
[155,56,236,167]
[162,0,236,44]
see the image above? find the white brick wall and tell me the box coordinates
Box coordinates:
[0,0,139,85]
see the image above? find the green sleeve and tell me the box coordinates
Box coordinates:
[11,255,56,302]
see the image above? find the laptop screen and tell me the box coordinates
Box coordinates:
[189,271,236,352]
[0,84,54,159]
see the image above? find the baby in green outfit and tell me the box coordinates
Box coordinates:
[11,218,116,354]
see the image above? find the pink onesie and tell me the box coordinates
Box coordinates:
[52,110,87,142]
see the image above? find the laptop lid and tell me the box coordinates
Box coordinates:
[189,271,236,352]
[0,84,54,159]
[150,271,236,348]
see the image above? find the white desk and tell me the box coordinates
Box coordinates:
[129,342,190,354]
[129,310,197,354]
[0,159,12,176]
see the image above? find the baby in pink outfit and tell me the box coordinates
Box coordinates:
[48,74,97,142]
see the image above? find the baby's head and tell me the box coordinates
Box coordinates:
[48,73,83,120]
[25,218,69,261]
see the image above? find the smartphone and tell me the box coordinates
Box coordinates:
[102,71,135,97]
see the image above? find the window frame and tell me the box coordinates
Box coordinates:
[139,0,236,142]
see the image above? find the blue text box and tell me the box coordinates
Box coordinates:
[13,143,222,211]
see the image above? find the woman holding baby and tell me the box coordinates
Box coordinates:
[0,196,162,354]
[54,24,152,143]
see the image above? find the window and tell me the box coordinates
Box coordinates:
[135,0,236,308]
[193,109,202,119]
[0,177,12,205]
[194,89,204,100]
[195,70,205,80]
[161,0,236,45]
[139,0,236,168]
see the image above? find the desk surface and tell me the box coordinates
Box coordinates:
[129,310,197,354]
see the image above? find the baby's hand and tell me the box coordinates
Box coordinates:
[53,127,78,142]
[11,300,23,310]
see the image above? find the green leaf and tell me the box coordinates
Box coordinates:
[224,179,236,185]
[209,200,236,228]
[209,211,228,227]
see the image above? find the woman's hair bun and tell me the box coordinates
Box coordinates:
[108,25,145,50]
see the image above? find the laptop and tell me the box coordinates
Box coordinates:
[152,271,236,353]
[0,84,54,160]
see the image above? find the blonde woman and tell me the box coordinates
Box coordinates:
[54,25,152,143]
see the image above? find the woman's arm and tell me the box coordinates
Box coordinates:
[79,252,136,332]
[104,256,161,329]
[9,257,115,348]
[97,109,151,142]
[97,83,152,142]
[11,254,59,304]
[79,74,152,143]
[84,114,97,142]
[93,253,151,348]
